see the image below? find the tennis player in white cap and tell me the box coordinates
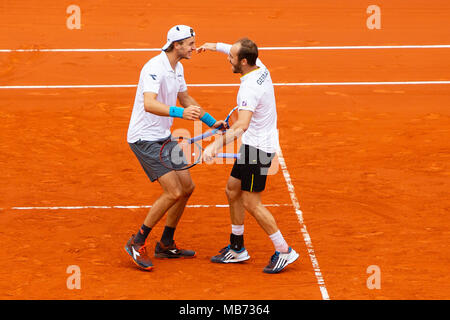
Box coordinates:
[125,25,225,271]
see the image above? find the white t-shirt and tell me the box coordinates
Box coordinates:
[127,51,188,143]
[217,43,280,154]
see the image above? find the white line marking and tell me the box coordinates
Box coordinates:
[273,81,450,86]
[277,147,330,300]
[0,48,162,53]
[259,45,450,50]
[5,203,292,211]
[0,85,138,89]
[1,81,449,90]
[1,44,450,52]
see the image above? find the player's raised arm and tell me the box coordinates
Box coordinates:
[196,42,216,53]
[198,41,264,69]
[197,42,232,55]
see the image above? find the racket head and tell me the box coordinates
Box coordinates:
[159,136,202,171]
[224,106,239,129]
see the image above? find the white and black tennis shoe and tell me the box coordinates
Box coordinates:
[263,247,299,274]
[211,245,250,263]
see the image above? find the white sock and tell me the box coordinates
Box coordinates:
[231,224,244,235]
[269,230,289,253]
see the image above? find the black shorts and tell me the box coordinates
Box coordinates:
[230,144,275,192]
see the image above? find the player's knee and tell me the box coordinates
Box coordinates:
[183,183,195,198]
[225,186,233,199]
[243,203,258,215]
[225,185,239,201]
[242,195,259,214]
[166,188,183,202]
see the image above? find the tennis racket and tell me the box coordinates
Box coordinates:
[190,106,239,143]
[159,106,240,170]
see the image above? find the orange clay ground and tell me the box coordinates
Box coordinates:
[0,0,449,300]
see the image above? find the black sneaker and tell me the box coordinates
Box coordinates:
[154,241,196,259]
[124,235,154,271]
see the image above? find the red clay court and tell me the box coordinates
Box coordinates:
[0,0,449,300]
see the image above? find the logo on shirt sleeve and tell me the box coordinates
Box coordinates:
[242,101,247,106]
[149,74,157,80]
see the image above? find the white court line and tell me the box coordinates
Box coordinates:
[1,81,450,90]
[5,203,292,211]
[0,84,138,89]
[261,45,450,50]
[277,147,330,300]
[1,44,450,52]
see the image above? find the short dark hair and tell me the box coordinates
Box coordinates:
[164,39,184,52]
[236,38,258,66]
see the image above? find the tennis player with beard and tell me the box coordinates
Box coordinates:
[197,38,299,274]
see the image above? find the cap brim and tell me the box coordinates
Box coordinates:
[162,41,171,51]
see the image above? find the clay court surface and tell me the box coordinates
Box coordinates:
[0,0,449,300]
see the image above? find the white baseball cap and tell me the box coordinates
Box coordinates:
[162,25,195,51]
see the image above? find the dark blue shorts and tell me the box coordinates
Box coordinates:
[129,137,183,182]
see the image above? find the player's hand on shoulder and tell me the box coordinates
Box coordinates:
[183,105,201,120]
[196,43,217,53]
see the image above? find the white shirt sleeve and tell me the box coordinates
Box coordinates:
[177,64,188,93]
[216,42,232,54]
[142,64,162,94]
[238,86,259,112]
[178,77,188,93]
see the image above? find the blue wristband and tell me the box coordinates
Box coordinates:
[169,106,184,118]
[200,112,217,127]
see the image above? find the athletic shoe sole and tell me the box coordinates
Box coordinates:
[211,248,251,263]
[154,252,197,259]
[154,242,197,259]
[124,246,153,271]
[263,249,300,274]
[217,255,250,263]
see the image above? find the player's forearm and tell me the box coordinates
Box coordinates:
[178,93,209,118]
[212,122,247,152]
[144,98,171,116]
[179,94,199,109]
[216,42,232,55]
[145,98,201,120]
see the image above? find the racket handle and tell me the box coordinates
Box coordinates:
[190,128,220,143]
[216,153,240,159]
